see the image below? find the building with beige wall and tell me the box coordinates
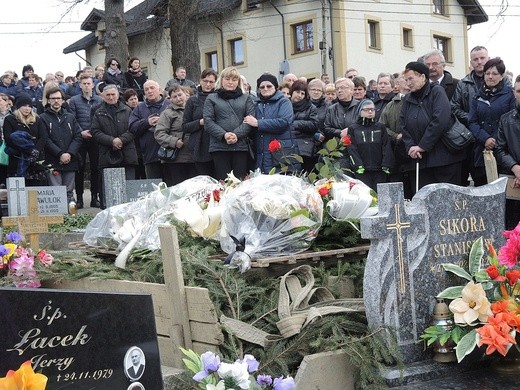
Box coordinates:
[64,0,487,88]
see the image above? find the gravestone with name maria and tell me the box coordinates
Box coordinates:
[126,179,162,203]
[103,168,127,208]
[360,179,507,366]
[32,186,68,215]
[0,288,163,390]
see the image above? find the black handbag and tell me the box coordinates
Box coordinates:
[295,138,315,157]
[157,146,180,161]
[441,115,474,153]
[158,133,185,161]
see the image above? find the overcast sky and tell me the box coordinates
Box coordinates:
[0,0,517,79]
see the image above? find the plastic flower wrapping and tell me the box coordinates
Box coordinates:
[83,176,222,267]
[420,223,520,363]
[181,349,295,390]
[314,175,377,220]
[219,174,323,272]
[0,231,53,288]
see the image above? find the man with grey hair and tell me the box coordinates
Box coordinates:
[91,84,138,208]
[324,77,359,139]
[420,49,459,100]
[282,73,298,86]
[129,80,169,180]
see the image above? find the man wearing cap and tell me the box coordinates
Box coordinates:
[400,61,465,194]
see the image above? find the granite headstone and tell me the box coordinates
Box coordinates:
[32,186,68,215]
[103,168,127,208]
[360,179,507,364]
[7,177,27,216]
[126,179,162,203]
[0,288,163,390]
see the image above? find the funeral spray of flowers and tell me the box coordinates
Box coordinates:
[181,349,295,390]
[421,222,520,362]
[0,231,53,288]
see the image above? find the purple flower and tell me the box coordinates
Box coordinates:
[256,374,273,386]
[273,376,296,390]
[237,354,260,373]
[0,245,8,257]
[5,232,22,244]
[193,351,221,382]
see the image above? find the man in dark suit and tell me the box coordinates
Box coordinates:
[421,49,459,100]
[127,348,145,380]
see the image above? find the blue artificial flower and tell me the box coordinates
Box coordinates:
[273,376,296,390]
[193,351,221,382]
[0,245,8,257]
[237,354,260,373]
[5,232,22,244]
[256,374,273,386]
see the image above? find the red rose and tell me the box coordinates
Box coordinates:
[268,139,282,153]
[52,170,59,176]
[486,265,499,280]
[318,187,329,197]
[341,135,352,146]
[506,269,520,285]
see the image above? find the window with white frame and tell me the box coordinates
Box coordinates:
[433,0,447,16]
[433,34,451,62]
[368,19,381,50]
[206,51,218,71]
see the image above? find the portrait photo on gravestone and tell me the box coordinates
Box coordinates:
[0,288,163,389]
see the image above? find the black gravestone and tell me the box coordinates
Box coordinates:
[0,288,163,390]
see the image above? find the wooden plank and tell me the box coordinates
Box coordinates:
[159,225,193,366]
[253,246,370,267]
[190,321,224,345]
[186,287,219,323]
[157,335,176,367]
[192,341,220,355]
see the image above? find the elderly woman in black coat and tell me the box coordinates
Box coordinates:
[400,62,465,195]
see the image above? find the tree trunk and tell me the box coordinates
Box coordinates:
[168,0,201,81]
[104,0,129,66]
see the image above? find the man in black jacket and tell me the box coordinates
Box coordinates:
[40,87,83,212]
[69,74,103,208]
[421,49,459,101]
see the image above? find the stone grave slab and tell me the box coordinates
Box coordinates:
[0,288,163,390]
[7,177,27,216]
[31,185,68,215]
[360,179,507,364]
[126,179,162,203]
[103,167,127,208]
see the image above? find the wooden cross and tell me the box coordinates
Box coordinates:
[2,190,64,249]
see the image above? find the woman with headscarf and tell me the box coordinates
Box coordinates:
[400,62,465,195]
[124,57,148,101]
[183,68,217,178]
[468,57,515,186]
[3,94,48,185]
[243,73,296,174]
[203,66,255,180]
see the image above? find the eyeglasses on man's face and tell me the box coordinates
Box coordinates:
[361,108,375,112]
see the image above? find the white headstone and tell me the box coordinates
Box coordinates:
[103,168,127,208]
[31,186,68,215]
[7,177,27,216]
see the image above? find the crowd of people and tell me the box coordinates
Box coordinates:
[1,46,519,227]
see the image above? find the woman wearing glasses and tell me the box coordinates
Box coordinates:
[243,73,296,174]
[344,99,393,191]
[103,58,127,90]
[203,66,255,180]
[468,57,515,186]
[182,68,218,178]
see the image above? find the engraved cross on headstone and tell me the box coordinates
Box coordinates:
[361,183,426,345]
[7,177,27,216]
